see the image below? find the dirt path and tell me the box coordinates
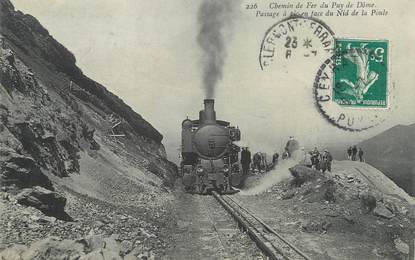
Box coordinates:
[163,190,265,259]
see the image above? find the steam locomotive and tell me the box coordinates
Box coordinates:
[181,99,243,194]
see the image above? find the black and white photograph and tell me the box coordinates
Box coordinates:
[0,0,414,259]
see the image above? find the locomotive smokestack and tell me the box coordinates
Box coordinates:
[197,0,239,98]
[200,99,216,124]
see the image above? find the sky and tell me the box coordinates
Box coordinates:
[10,0,415,162]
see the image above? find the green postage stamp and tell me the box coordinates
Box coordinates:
[333,39,388,108]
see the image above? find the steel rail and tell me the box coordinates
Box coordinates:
[225,195,312,260]
[212,191,285,260]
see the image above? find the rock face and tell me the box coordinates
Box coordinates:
[0,146,52,190]
[0,0,162,143]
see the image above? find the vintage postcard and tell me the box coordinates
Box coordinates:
[0,0,414,259]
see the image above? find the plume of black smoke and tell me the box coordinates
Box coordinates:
[197,0,237,98]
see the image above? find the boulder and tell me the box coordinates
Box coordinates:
[0,234,130,260]
[123,253,139,260]
[323,179,336,203]
[0,47,15,65]
[373,204,394,219]
[302,220,331,233]
[394,238,409,255]
[360,192,377,213]
[343,215,355,224]
[289,165,322,187]
[281,190,295,200]
[15,186,70,220]
[103,236,121,255]
[342,210,355,224]
[0,244,27,260]
[79,250,104,260]
[20,237,84,260]
[120,240,133,256]
[78,234,105,253]
[101,249,122,260]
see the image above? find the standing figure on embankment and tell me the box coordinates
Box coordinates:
[320,150,333,173]
[252,152,261,173]
[358,147,365,162]
[240,147,251,176]
[347,146,353,160]
[352,145,358,161]
[311,147,320,170]
[272,151,279,169]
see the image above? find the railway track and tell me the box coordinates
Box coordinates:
[212,191,311,260]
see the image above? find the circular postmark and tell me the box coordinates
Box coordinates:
[259,15,335,70]
[313,55,390,131]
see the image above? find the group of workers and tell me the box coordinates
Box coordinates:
[347,146,365,162]
[240,136,337,175]
[240,148,280,175]
[300,147,333,173]
[240,137,300,175]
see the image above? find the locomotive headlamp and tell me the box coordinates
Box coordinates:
[223,165,229,173]
[196,166,204,173]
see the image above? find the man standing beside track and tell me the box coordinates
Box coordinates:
[241,147,251,176]
[347,146,353,160]
[358,147,364,162]
[253,152,261,173]
[352,145,358,161]
[272,152,279,168]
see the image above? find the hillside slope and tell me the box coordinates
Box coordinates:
[358,123,415,196]
[0,0,177,189]
[333,161,414,204]
[0,0,177,258]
